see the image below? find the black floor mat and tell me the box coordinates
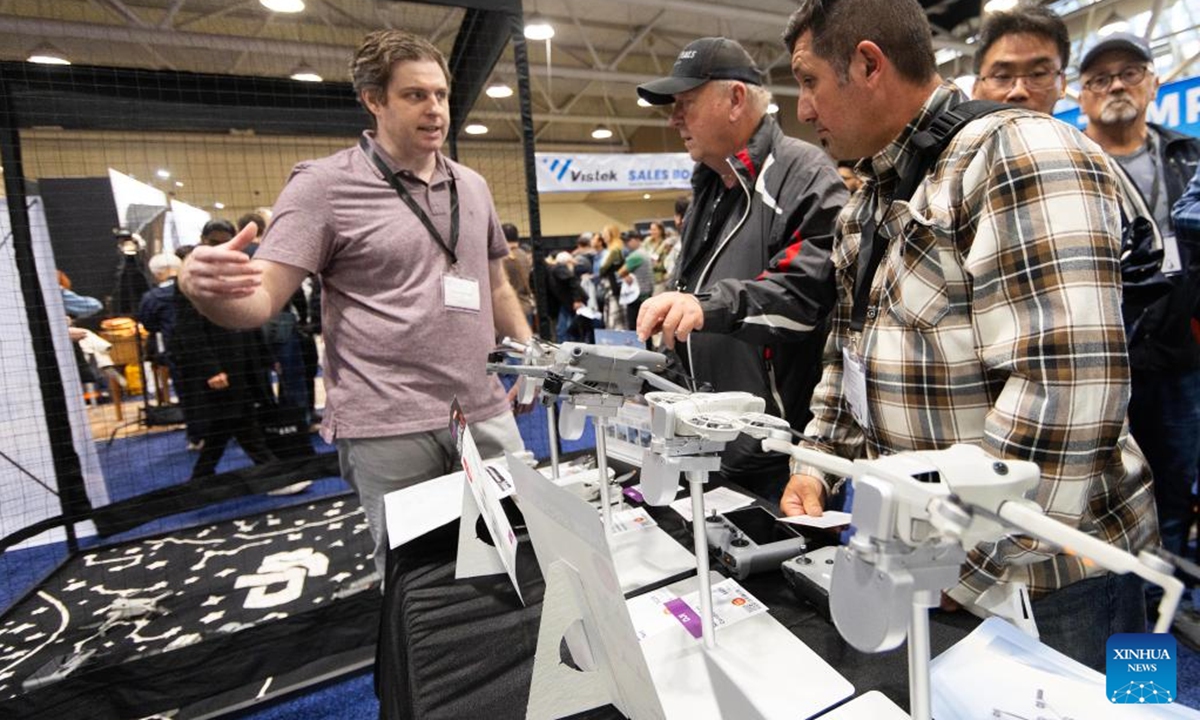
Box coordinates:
[0,494,379,719]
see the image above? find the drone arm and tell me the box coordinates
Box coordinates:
[997,500,1183,633]
[485,363,552,379]
[636,368,690,394]
[760,437,855,479]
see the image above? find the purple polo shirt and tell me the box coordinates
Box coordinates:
[256,131,510,440]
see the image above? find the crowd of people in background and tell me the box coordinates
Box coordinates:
[531,201,689,344]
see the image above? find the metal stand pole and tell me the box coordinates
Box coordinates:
[908,599,932,720]
[687,471,716,649]
[546,401,560,481]
[595,416,613,533]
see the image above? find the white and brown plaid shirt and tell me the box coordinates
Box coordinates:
[803,83,1158,603]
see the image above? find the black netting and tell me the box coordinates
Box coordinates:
[0,0,539,672]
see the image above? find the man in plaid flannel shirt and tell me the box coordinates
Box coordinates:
[780,0,1158,670]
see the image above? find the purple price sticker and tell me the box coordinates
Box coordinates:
[664,598,703,639]
[623,486,645,503]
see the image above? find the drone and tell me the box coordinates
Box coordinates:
[487,338,687,529]
[95,591,173,636]
[639,391,792,506]
[488,338,679,410]
[758,438,1183,720]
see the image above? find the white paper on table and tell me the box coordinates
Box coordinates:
[625,578,768,643]
[679,578,768,631]
[931,618,1199,719]
[778,510,853,530]
[384,457,511,549]
[610,507,658,534]
[626,588,679,642]
[384,471,465,549]
[669,486,754,522]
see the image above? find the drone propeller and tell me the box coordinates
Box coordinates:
[679,411,742,442]
[644,391,692,407]
[732,412,792,440]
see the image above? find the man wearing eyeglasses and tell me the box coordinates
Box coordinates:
[970,3,1068,116]
[1079,32,1200,627]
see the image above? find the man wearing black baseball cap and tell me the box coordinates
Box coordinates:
[1078,30,1200,636]
[637,37,768,104]
[635,37,846,495]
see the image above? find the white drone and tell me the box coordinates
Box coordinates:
[487,338,687,530]
[758,438,1183,720]
[639,390,791,505]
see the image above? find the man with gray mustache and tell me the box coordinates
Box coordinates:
[1078,32,1200,615]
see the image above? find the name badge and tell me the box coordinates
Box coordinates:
[842,346,870,430]
[443,273,481,312]
[1160,232,1182,276]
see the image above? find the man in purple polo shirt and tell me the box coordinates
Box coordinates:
[179,30,532,581]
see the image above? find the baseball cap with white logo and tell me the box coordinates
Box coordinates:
[636,37,764,106]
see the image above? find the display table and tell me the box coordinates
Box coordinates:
[377,478,981,720]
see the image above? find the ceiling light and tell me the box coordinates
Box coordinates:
[260,0,304,12]
[1098,12,1128,37]
[214,202,225,210]
[27,43,70,65]
[524,16,555,41]
[591,125,613,140]
[767,103,779,114]
[982,0,1018,13]
[642,193,651,200]
[464,123,489,135]
[637,97,652,108]
[290,62,322,82]
[486,83,514,99]
[156,169,171,179]
[174,181,184,188]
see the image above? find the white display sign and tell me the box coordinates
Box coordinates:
[165,198,211,251]
[456,412,523,602]
[536,152,694,193]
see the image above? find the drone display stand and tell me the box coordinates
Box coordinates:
[490,340,695,593]
[760,439,1185,720]
[559,393,696,593]
[558,392,625,533]
[639,391,795,650]
[510,453,854,720]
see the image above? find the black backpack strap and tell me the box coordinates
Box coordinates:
[894,99,1010,203]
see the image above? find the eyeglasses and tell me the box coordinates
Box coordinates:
[978,69,1063,92]
[1082,65,1150,93]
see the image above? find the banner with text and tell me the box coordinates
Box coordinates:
[1055,73,1200,138]
[536,152,694,193]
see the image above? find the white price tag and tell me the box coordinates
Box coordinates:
[443,273,481,312]
[679,578,768,630]
[610,507,658,534]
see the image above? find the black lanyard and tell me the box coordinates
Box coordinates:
[850,187,893,334]
[359,136,460,266]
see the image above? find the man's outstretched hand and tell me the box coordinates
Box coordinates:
[180,224,262,301]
